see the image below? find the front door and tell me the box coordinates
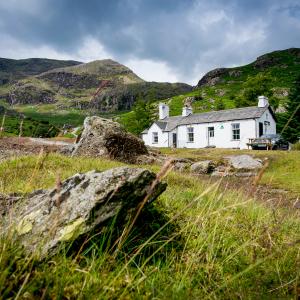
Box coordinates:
[259,122,264,137]
[207,126,214,146]
[172,133,177,148]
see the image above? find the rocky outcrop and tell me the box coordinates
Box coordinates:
[72,116,148,163]
[8,82,56,105]
[196,68,227,87]
[1,167,167,258]
[254,54,280,70]
[39,71,100,89]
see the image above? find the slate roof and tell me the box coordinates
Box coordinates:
[142,106,273,134]
[179,106,271,126]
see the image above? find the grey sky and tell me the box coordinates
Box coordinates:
[0,0,299,84]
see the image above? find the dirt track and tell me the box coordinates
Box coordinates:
[0,137,73,162]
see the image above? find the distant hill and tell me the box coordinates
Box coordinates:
[0,59,192,114]
[0,57,82,84]
[164,48,300,116]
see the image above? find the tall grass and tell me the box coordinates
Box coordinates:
[0,154,300,298]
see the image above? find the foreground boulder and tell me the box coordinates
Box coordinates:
[2,167,167,258]
[72,116,148,163]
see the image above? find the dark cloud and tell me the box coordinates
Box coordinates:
[0,0,299,83]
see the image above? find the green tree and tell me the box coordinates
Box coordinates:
[119,95,154,135]
[279,76,300,143]
[235,73,279,109]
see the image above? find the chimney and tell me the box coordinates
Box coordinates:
[159,103,169,119]
[182,105,193,117]
[258,96,269,108]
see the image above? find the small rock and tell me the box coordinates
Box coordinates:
[191,160,215,174]
[224,155,262,170]
[173,162,190,172]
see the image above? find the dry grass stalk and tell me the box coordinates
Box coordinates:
[250,159,269,196]
[0,112,6,138]
[25,147,48,192]
[113,159,174,253]
[55,173,62,207]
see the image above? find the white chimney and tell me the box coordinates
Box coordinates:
[182,105,193,117]
[159,103,169,119]
[258,96,269,108]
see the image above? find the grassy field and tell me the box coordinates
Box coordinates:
[0,151,300,299]
[160,148,300,195]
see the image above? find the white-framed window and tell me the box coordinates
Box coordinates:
[187,127,194,142]
[208,126,214,137]
[232,123,240,140]
[152,132,158,143]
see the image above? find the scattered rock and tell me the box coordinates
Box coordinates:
[72,116,148,163]
[191,160,215,174]
[211,165,230,177]
[172,158,192,172]
[235,172,257,177]
[135,154,166,165]
[225,155,263,170]
[184,96,195,107]
[173,162,189,172]
[229,70,242,77]
[254,54,279,70]
[2,167,167,258]
[275,105,287,113]
[216,89,226,96]
[196,68,227,87]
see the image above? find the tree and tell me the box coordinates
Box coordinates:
[235,73,279,109]
[119,95,154,135]
[279,76,300,143]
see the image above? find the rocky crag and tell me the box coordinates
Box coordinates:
[0,59,192,113]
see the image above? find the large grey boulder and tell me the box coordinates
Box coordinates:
[190,160,215,174]
[225,155,262,170]
[72,116,148,163]
[2,167,166,258]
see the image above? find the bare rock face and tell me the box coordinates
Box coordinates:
[72,116,148,163]
[197,68,227,87]
[225,155,262,170]
[2,167,167,258]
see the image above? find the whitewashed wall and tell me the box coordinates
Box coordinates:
[142,123,169,147]
[255,109,276,136]
[177,119,257,149]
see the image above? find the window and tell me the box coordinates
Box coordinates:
[152,132,158,143]
[208,126,214,137]
[232,123,240,140]
[187,127,194,142]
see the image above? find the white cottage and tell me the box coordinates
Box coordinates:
[141,96,276,149]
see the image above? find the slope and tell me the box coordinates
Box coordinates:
[164,48,300,116]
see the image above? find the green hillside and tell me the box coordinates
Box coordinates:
[164,48,300,116]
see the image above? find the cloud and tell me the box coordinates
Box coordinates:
[0,0,299,84]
